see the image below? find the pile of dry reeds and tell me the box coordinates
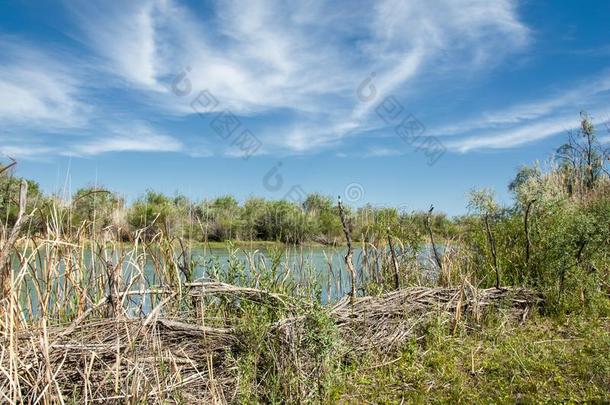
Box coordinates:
[330,284,542,350]
[1,282,542,403]
[2,317,237,403]
[0,280,299,403]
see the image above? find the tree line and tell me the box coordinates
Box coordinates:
[0,175,453,245]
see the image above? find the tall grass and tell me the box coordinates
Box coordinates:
[0,193,530,403]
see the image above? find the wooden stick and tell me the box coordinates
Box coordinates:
[337,196,356,302]
[0,158,17,176]
[0,180,28,299]
[387,227,400,289]
[484,214,500,289]
[425,205,443,273]
[523,199,536,269]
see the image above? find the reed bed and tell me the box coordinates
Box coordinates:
[0,198,542,403]
[0,248,541,403]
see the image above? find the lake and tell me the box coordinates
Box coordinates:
[16,243,441,317]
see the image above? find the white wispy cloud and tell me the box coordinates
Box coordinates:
[71,124,183,155]
[435,72,610,152]
[0,122,182,159]
[434,73,610,137]
[446,115,579,152]
[66,1,162,89]
[59,0,530,155]
[364,148,404,157]
[0,34,182,158]
[15,0,603,158]
[0,37,90,130]
[0,145,54,159]
[343,0,529,136]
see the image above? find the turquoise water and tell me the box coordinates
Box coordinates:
[141,245,439,303]
[17,244,439,317]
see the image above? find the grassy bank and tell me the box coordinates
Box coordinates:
[334,314,610,403]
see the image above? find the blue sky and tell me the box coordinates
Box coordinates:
[1,0,609,215]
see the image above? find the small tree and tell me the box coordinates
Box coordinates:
[0,163,44,235]
[303,194,341,243]
[468,189,502,289]
[128,191,175,238]
[556,112,608,194]
[72,186,122,237]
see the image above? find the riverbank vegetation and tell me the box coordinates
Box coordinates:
[0,113,608,403]
[1,174,453,247]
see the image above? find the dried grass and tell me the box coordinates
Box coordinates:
[0,282,541,403]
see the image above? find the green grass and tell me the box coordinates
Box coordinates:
[331,314,610,404]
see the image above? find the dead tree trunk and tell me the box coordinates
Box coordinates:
[484,214,501,289]
[387,228,400,289]
[337,197,356,302]
[105,260,119,318]
[177,237,199,311]
[0,180,28,300]
[425,206,443,273]
[523,199,536,269]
